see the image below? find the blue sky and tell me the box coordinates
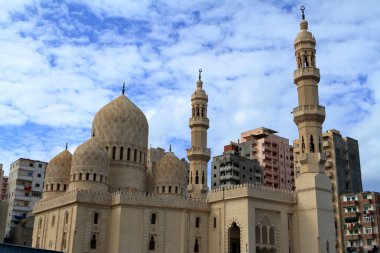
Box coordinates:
[1,0,380,191]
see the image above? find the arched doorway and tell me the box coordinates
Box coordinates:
[229,222,240,253]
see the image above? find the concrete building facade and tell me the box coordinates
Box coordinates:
[211,152,262,188]
[241,127,295,190]
[31,8,336,253]
[341,192,379,253]
[4,158,47,243]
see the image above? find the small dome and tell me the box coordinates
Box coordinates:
[43,149,72,198]
[155,152,187,195]
[69,138,109,191]
[45,149,72,181]
[294,20,315,44]
[92,95,148,149]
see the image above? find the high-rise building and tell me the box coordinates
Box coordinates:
[1,176,8,201]
[294,129,363,252]
[187,70,210,198]
[292,7,336,252]
[4,158,47,244]
[340,192,379,253]
[241,127,295,190]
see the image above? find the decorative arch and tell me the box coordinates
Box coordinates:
[255,213,279,253]
[225,219,243,253]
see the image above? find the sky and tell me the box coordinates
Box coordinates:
[0,0,379,191]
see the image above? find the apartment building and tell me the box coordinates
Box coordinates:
[4,158,47,244]
[240,127,295,190]
[211,152,262,188]
[341,192,379,253]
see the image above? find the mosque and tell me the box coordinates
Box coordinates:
[32,9,337,253]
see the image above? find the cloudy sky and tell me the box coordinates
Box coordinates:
[0,0,379,191]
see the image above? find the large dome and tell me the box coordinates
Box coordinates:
[92,95,148,148]
[69,138,109,191]
[155,152,187,195]
[43,149,72,198]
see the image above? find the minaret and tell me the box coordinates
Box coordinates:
[293,6,336,253]
[187,69,210,198]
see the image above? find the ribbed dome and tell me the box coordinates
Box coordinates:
[45,149,72,181]
[92,95,148,148]
[155,152,186,195]
[71,138,109,174]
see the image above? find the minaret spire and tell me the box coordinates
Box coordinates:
[122,82,125,95]
[65,142,68,150]
[187,69,210,198]
[293,7,336,253]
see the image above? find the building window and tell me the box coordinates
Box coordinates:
[57,184,60,191]
[50,184,53,191]
[213,217,217,228]
[151,213,156,225]
[38,218,42,230]
[35,183,40,188]
[90,234,97,249]
[169,186,172,193]
[127,148,131,161]
[149,236,155,250]
[79,173,83,180]
[196,217,200,228]
[94,212,99,224]
[262,226,268,244]
[37,173,41,177]
[39,163,42,168]
[194,238,199,252]
[140,151,142,163]
[255,225,261,244]
[269,227,275,245]
[93,173,97,181]
[86,173,89,180]
[63,184,67,191]
[51,216,55,227]
[112,146,116,160]
[65,212,69,224]
[175,186,178,194]
[120,147,124,160]
[162,186,165,193]
[61,232,66,250]
[134,149,137,162]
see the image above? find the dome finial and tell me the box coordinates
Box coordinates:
[198,69,202,80]
[301,5,305,20]
[169,144,172,152]
[122,82,125,95]
[65,142,68,150]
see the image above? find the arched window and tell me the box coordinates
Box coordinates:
[63,184,67,191]
[202,171,205,184]
[64,212,69,225]
[79,173,83,180]
[151,213,156,225]
[57,184,60,191]
[310,135,315,153]
[162,186,165,193]
[175,186,178,194]
[269,227,275,245]
[90,234,97,249]
[256,225,261,244]
[112,146,116,160]
[134,149,137,162]
[149,236,155,250]
[195,217,200,228]
[105,146,109,151]
[100,175,103,182]
[120,147,124,160]
[169,186,172,193]
[190,172,193,184]
[194,238,199,252]
[213,217,217,228]
[45,185,48,191]
[195,171,199,184]
[262,226,268,244]
[127,148,131,161]
[51,216,55,227]
[140,151,142,163]
[93,173,97,181]
[86,173,89,180]
[50,184,53,191]
[94,212,99,224]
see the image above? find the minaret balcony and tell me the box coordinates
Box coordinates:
[294,67,320,83]
[189,117,209,127]
[187,147,211,161]
[292,105,325,124]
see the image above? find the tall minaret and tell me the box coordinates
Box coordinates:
[187,69,210,198]
[293,6,336,253]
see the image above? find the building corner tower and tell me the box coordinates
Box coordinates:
[293,7,336,253]
[187,69,210,198]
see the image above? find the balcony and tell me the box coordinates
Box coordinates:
[220,175,240,181]
[220,166,239,173]
[187,147,211,160]
[292,105,326,124]
[293,67,320,82]
[362,198,372,205]
[18,175,33,181]
[15,194,31,201]
[13,205,30,212]
[188,117,209,126]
